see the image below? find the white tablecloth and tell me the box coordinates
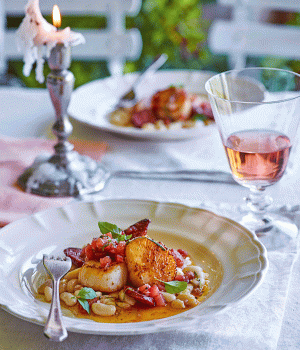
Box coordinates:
[1,87,300,349]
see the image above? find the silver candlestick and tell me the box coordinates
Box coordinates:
[18,43,106,197]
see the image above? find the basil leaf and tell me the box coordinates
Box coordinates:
[164,281,188,294]
[77,287,97,300]
[193,114,206,121]
[98,221,132,242]
[112,232,132,243]
[78,298,90,314]
[98,221,122,236]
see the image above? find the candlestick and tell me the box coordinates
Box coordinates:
[17,43,106,197]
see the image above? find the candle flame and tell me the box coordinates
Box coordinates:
[52,5,61,28]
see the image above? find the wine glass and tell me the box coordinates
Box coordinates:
[205,67,300,249]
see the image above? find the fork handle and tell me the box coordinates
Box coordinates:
[44,278,68,342]
[133,54,168,88]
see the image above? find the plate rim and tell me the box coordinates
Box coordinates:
[0,198,269,335]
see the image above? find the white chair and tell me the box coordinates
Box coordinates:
[208,0,300,69]
[0,0,142,78]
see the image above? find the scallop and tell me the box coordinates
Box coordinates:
[78,261,128,293]
[125,236,176,287]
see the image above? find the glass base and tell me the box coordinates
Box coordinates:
[240,212,298,251]
[199,201,299,252]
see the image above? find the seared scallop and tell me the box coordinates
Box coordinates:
[125,236,177,287]
[78,261,128,293]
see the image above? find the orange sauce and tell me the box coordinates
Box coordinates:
[35,284,209,323]
[59,286,209,323]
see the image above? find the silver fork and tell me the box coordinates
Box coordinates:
[42,254,72,342]
[116,53,168,108]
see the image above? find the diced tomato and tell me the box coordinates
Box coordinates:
[175,271,195,282]
[84,244,95,261]
[149,285,160,298]
[154,293,166,307]
[106,232,113,239]
[138,284,151,293]
[91,238,97,250]
[148,285,166,306]
[177,249,189,258]
[185,271,195,281]
[115,241,126,255]
[157,284,166,292]
[175,275,184,281]
[116,254,124,263]
[100,256,112,269]
[95,237,105,248]
[170,249,184,268]
[138,284,151,296]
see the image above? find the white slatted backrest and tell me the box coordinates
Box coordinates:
[2,0,142,76]
[208,0,300,69]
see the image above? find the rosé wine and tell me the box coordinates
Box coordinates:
[224,129,291,187]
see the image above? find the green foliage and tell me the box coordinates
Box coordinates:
[8,0,221,88]
[126,0,212,73]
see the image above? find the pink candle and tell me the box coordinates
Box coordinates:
[16,0,85,83]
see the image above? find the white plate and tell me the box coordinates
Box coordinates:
[68,70,216,141]
[0,199,268,335]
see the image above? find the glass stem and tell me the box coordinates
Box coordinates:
[245,187,273,218]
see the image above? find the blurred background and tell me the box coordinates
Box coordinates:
[2,0,300,88]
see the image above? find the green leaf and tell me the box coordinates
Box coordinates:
[98,221,132,242]
[77,287,97,300]
[162,280,188,294]
[193,114,207,121]
[78,298,91,314]
[98,222,122,235]
[114,233,132,242]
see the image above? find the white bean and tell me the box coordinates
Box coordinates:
[59,279,68,294]
[171,299,185,309]
[92,302,116,316]
[60,292,77,306]
[67,279,79,293]
[116,301,131,309]
[44,286,52,302]
[124,294,136,306]
[178,284,193,296]
[118,289,125,301]
[176,268,184,276]
[74,289,81,297]
[177,293,198,307]
[100,296,116,306]
[38,279,51,294]
[162,292,176,303]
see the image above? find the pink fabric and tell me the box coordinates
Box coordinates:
[0,136,107,227]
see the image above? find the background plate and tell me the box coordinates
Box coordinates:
[0,199,268,335]
[68,70,216,141]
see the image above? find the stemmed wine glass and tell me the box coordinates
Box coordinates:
[205,68,300,248]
